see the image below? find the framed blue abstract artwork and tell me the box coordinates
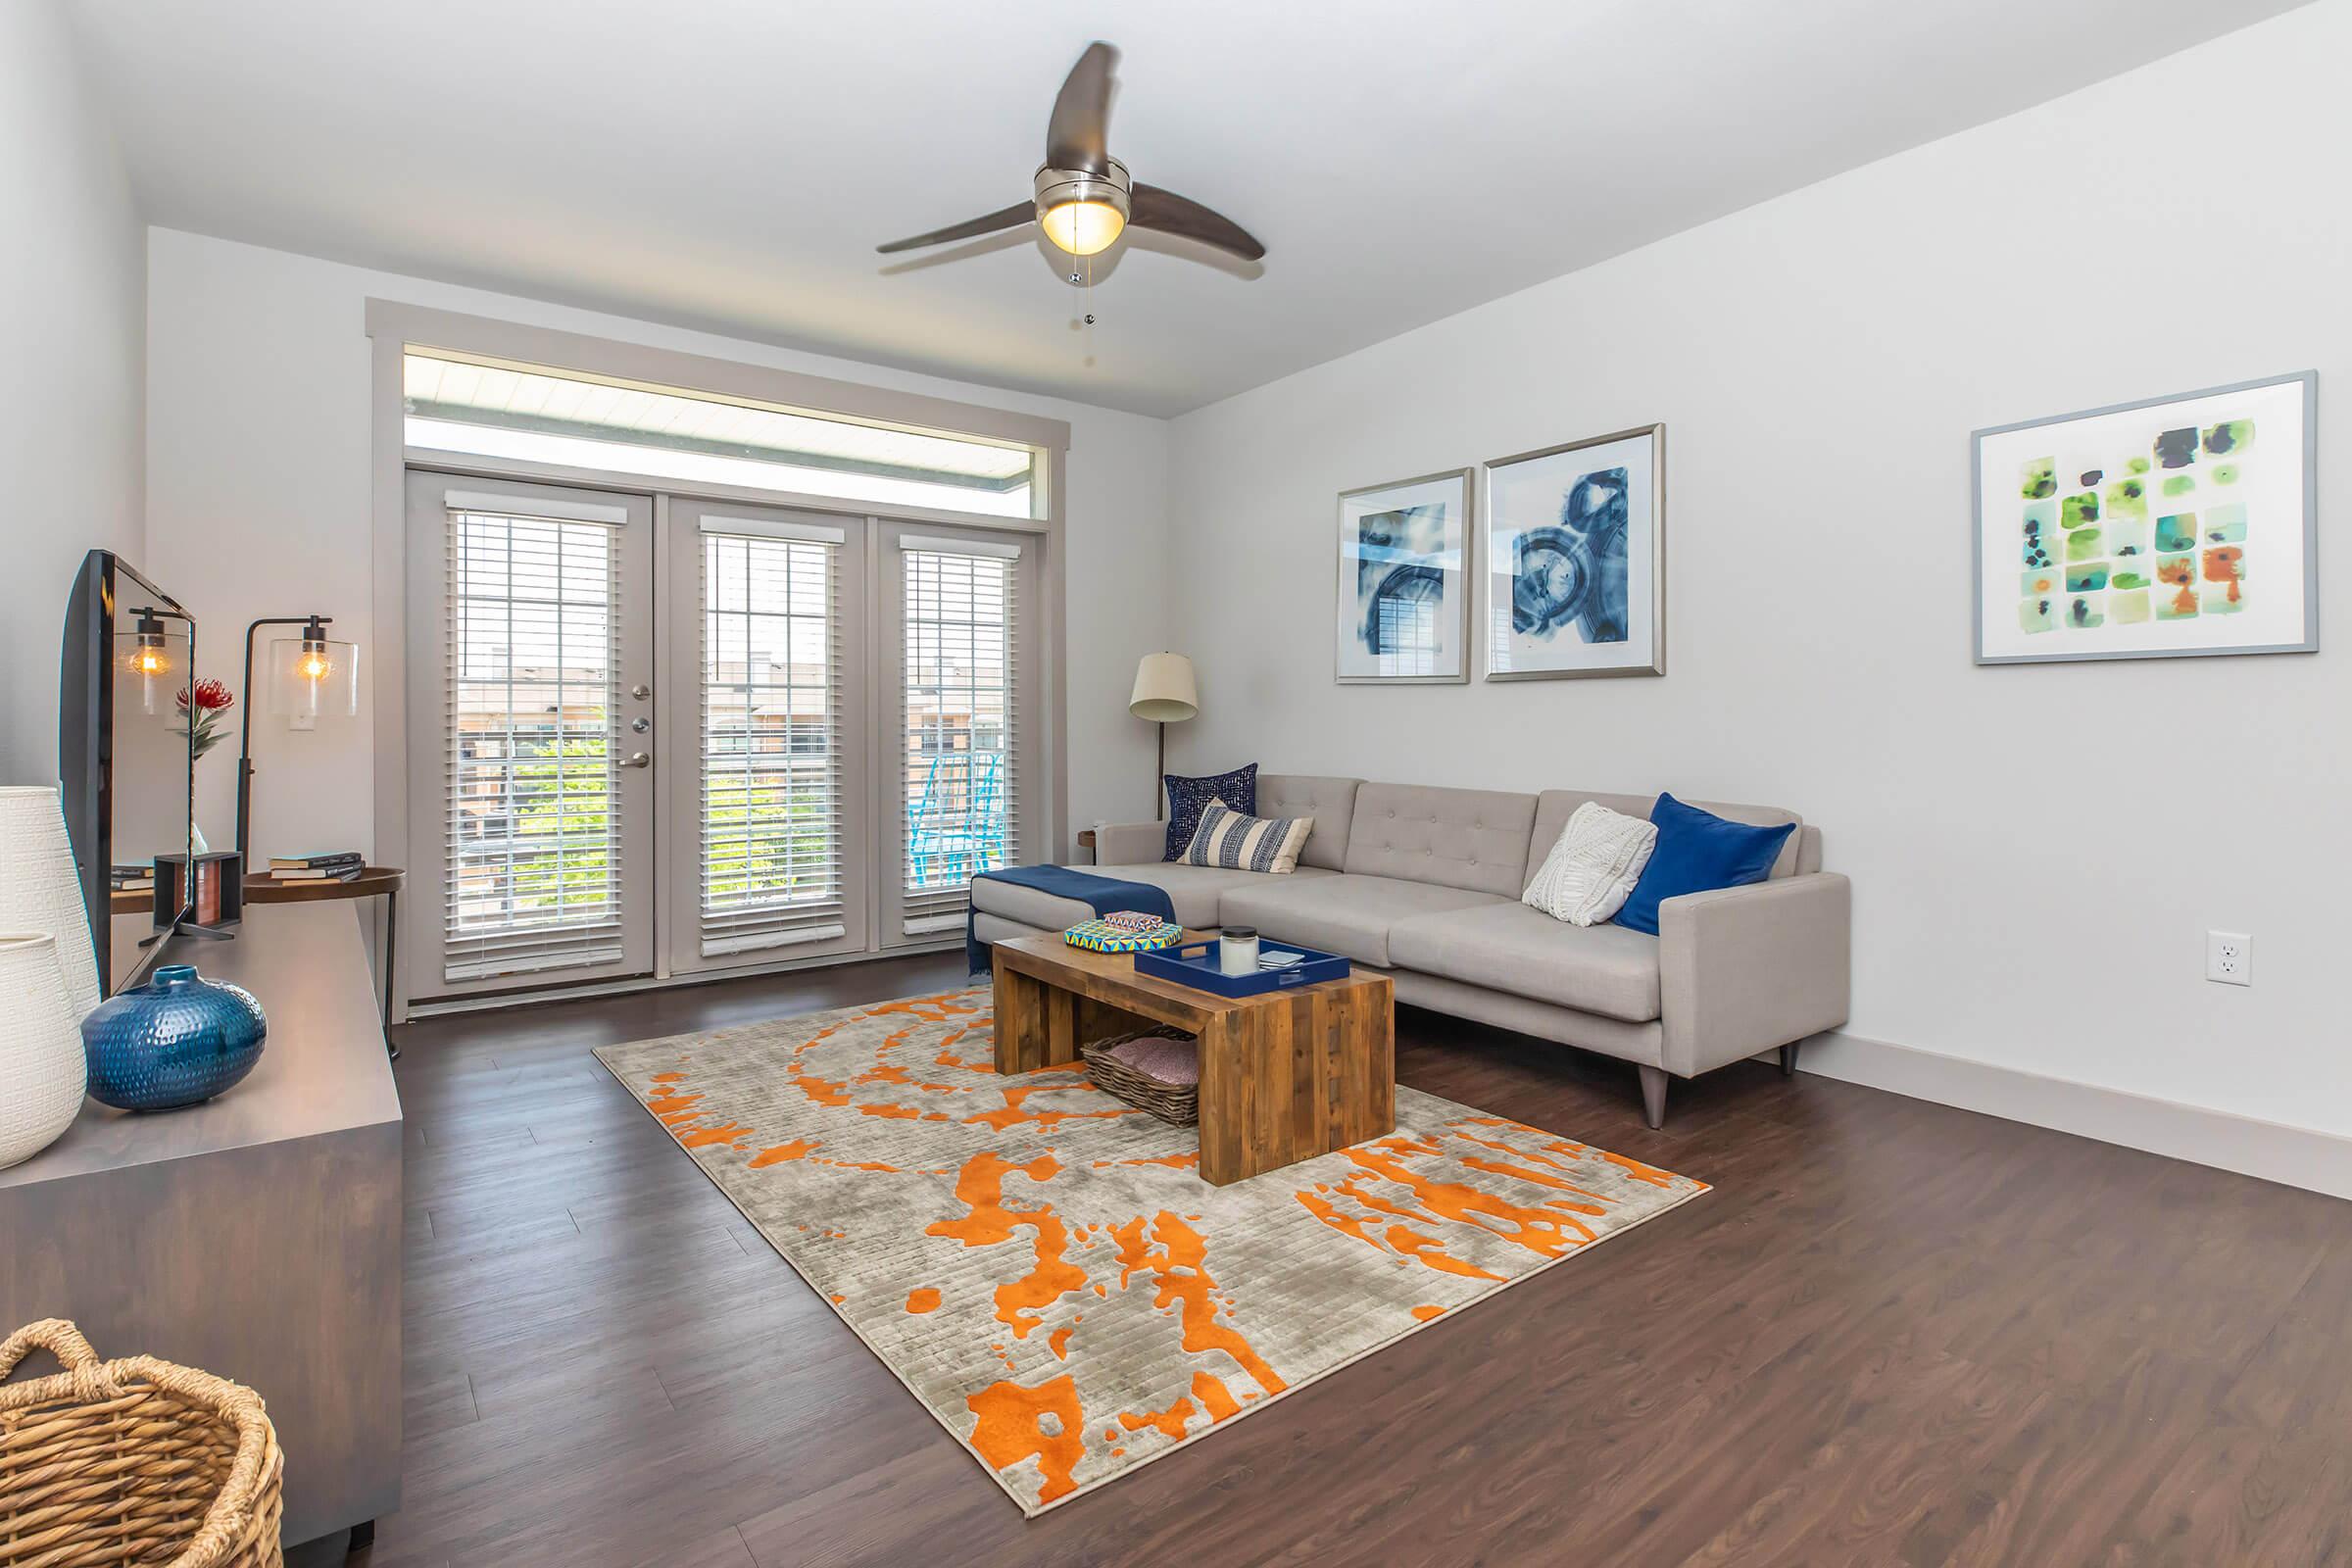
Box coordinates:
[1483,424,1666,679]
[1336,468,1473,684]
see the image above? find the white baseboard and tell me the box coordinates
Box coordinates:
[1797,1030,2352,1201]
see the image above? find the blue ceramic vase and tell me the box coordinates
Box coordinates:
[81,964,267,1111]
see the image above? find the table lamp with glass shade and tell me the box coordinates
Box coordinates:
[118,607,191,716]
[1128,652,1199,821]
[236,614,359,860]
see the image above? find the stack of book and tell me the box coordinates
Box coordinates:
[110,863,154,894]
[268,851,366,883]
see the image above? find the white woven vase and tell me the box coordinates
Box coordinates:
[0,786,101,1020]
[0,932,87,1168]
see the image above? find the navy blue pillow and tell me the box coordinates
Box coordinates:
[1613,793,1795,935]
[1163,764,1257,860]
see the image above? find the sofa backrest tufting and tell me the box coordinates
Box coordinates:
[1244,774,1815,893]
[1341,783,1541,898]
[1253,774,1363,871]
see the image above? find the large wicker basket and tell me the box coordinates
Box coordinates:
[0,1320,283,1568]
[1081,1029,1200,1126]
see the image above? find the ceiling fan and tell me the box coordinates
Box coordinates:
[876,42,1266,265]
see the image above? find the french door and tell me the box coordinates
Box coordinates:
[405,471,1037,1003]
[662,499,871,972]
[404,474,657,998]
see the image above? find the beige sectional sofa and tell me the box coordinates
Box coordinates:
[968,773,1850,1127]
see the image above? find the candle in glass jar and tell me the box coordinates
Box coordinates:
[1218,925,1259,976]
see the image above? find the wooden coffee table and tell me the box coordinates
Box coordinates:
[991,932,1396,1186]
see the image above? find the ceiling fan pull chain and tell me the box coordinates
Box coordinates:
[1081,252,1098,368]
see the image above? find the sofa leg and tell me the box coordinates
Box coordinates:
[1638,1065,1668,1130]
[1780,1040,1801,1078]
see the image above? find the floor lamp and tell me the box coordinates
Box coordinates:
[1128,653,1199,820]
[236,615,359,860]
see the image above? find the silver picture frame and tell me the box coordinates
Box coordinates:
[1481,423,1667,681]
[1971,370,2318,665]
[1335,466,1476,685]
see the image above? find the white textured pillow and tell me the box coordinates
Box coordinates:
[1522,802,1659,926]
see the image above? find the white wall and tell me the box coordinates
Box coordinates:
[1165,3,2352,1137]
[0,0,145,778]
[145,227,1175,864]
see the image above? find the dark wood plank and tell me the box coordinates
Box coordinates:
[349,948,2352,1568]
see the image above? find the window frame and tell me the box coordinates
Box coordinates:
[367,301,1070,1019]
[402,347,1042,520]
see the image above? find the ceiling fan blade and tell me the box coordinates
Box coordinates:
[875,202,1034,255]
[1128,183,1266,262]
[1046,41,1117,172]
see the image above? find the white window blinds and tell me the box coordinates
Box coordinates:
[899,541,1017,936]
[443,502,625,982]
[700,527,846,956]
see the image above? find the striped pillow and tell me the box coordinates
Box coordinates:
[1180,799,1313,874]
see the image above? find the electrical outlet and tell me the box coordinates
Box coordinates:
[2206,930,2252,987]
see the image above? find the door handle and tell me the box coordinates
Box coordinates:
[619,752,652,769]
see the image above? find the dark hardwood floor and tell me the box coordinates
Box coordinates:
[337,955,2352,1567]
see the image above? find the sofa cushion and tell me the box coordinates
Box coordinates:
[970,861,1335,932]
[1521,801,1656,926]
[1387,901,1662,1022]
[1341,783,1540,898]
[1614,794,1796,936]
[1218,873,1504,967]
[1531,789,1805,880]
[1180,799,1314,874]
[1255,774,1363,870]
[1161,763,1257,860]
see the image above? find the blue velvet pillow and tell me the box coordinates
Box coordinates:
[1162,764,1257,860]
[1612,793,1795,935]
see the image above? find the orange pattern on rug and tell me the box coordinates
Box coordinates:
[596,988,1706,1515]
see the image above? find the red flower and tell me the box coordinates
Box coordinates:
[177,678,235,714]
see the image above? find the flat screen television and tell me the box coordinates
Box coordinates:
[59,549,199,993]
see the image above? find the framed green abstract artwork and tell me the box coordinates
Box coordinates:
[1973,371,2316,664]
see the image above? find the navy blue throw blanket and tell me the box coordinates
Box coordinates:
[965,866,1177,974]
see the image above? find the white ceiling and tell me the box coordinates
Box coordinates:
[70,0,2307,417]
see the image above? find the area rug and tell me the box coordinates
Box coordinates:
[594,988,1706,1515]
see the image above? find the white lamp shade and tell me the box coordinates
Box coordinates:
[1129,653,1199,723]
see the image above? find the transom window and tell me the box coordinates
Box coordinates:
[405,351,1036,518]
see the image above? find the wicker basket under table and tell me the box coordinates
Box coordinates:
[1081,1028,1201,1126]
[0,1319,283,1568]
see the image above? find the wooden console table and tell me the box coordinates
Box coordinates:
[0,904,404,1549]
[991,931,1395,1186]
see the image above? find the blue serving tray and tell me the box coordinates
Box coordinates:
[1132,939,1352,998]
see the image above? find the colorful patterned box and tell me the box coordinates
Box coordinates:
[1062,917,1185,953]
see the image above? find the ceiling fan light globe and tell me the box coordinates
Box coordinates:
[1033,160,1131,257]
[1042,199,1126,256]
